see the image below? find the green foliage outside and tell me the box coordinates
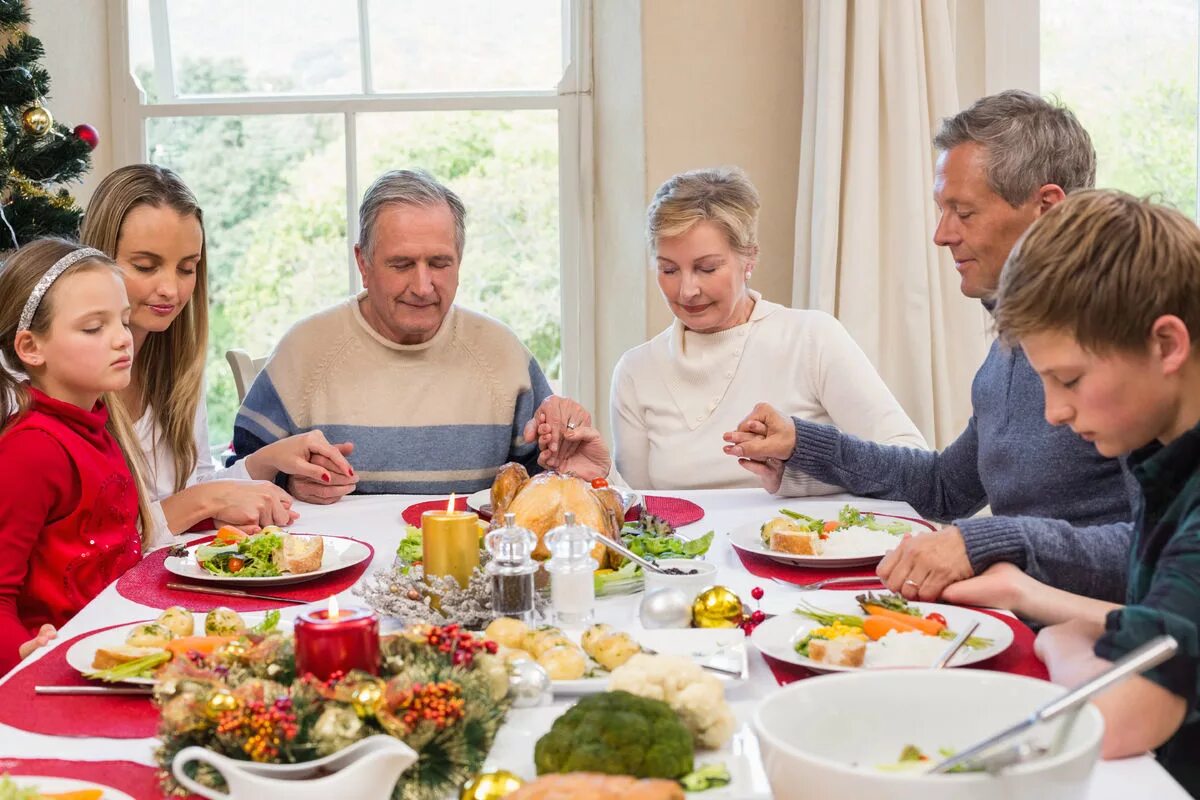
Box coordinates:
[140,60,561,448]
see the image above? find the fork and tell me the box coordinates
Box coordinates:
[770,575,884,591]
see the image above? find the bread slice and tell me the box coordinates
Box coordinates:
[92,644,166,670]
[769,528,820,555]
[807,636,866,667]
[279,534,324,573]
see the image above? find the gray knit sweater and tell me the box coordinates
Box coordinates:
[783,339,1136,602]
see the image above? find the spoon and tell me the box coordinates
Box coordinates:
[932,621,979,669]
[595,535,669,574]
[929,634,1179,774]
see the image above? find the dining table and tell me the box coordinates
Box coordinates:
[0,488,1189,799]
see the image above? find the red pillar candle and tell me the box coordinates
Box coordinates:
[294,596,380,681]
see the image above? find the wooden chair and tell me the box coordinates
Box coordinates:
[225,348,269,403]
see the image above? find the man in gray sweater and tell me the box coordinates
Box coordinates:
[723,91,1135,604]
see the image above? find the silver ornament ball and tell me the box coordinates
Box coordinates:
[507,657,551,708]
[639,587,693,629]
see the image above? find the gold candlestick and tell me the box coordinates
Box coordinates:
[421,498,481,591]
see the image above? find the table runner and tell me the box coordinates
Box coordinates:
[116,535,375,611]
[0,758,175,799]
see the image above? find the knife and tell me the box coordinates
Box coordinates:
[36,685,154,696]
[166,581,309,605]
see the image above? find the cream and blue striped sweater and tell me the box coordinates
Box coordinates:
[231,293,552,494]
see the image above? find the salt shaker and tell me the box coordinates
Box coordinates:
[543,512,598,626]
[485,513,539,624]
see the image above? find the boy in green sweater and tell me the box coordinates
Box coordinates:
[942,190,1199,792]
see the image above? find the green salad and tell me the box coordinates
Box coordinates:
[197,530,284,577]
[0,775,38,800]
[595,513,714,594]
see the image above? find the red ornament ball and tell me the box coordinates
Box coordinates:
[750,586,765,601]
[73,123,99,151]
[750,610,766,624]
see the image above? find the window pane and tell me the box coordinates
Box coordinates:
[367,0,564,92]
[131,0,361,101]
[355,110,561,380]
[1041,0,1198,216]
[148,112,348,448]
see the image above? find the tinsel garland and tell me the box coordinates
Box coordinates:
[354,562,550,628]
[154,624,510,800]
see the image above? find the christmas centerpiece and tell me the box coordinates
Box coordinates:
[154,615,511,800]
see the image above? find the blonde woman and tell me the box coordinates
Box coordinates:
[610,167,927,491]
[82,165,354,544]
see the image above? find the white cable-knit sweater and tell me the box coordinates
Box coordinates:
[610,292,928,491]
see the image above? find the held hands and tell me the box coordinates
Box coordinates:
[287,442,358,505]
[722,403,796,493]
[209,479,300,531]
[876,525,974,602]
[18,623,56,660]
[940,562,1032,612]
[524,396,611,482]
[246,430,356,485]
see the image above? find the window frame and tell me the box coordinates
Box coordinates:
[105,0,595,406]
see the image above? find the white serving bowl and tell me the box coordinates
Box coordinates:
[753,669,1103,800]
[643,558,718,598]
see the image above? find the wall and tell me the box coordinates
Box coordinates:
[28,0,113,206]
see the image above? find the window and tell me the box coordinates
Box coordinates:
[112,0,592,448]
[1041,0,1199,216]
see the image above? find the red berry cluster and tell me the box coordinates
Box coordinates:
[216,697,298,762]
[740,586,767,635]
[389,680,466,732]
[424,623,498,667]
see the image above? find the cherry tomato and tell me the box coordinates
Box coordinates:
[822,520,840,533]
[227,556,245,573]
[591,477,609,489]
[925,612,947,627]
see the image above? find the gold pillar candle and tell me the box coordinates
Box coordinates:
[421,497,481,590]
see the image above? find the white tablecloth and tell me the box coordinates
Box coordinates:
[0,489,1188,798]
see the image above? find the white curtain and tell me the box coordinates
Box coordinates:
[793,0,989,448]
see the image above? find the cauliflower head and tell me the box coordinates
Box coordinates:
[608,654,736,750]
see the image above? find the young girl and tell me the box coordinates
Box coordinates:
[0,238,152,672]
[81,165,355,544]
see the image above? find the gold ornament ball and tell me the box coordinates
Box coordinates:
[691,585,745,628]
[460,770,525,800]
[349,678,386,718]
[22,105,53,136]
[204,689,240,719]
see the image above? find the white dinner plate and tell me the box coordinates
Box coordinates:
[727,503,935,569]
[750,596,1013,673]
[2,775,135,800]
[549,628,748,695]
[66,611,284,685]
[164,533,371,587]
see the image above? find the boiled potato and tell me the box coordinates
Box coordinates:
[537,644,587,680]
[580,623,614,657]
[157,606,195,638]
[497,645,535,664]
[484,617,529,650]
[125,622,173,648]
[524,627,567,657]
[204,606,246,636]
[590,632,642,672]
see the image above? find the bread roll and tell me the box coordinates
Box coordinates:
[280,534,324,573]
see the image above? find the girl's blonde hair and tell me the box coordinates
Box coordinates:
[81,164,209,493]
[646,166,761,257]
[0,237,153,543]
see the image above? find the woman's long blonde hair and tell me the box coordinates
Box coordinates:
[81,165,209,493]
[0,237,154,543]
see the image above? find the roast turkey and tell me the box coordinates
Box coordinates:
[490,463,623,566]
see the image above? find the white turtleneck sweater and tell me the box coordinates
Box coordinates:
[610,292,928,491]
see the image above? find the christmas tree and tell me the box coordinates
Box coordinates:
[0,0,97,251]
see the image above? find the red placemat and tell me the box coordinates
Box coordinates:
[0,757,178,799]
[0,622,159,738]
[403,495,706,529]
[763,608,1049,685]
[117,534,375,611]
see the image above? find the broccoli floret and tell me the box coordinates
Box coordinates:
[533,690,694,779]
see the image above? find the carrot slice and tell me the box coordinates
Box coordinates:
[861,604,945,636]
[215,525,249,545]
[40,791,104,800]
[862,614,922,641]
[164,635,234,658]
[822,520,839,533]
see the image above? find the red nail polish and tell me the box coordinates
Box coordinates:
[322,473,330,482]
[348,467,355,476]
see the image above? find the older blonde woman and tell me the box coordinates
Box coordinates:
[610,167,927,491]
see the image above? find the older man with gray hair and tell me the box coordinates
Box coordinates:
[724,90,1136,604]
[231,168,608,502]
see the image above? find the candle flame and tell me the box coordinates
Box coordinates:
[328,594,340,621]
[447,492,457,513]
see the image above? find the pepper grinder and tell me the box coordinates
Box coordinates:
[543,512,598,626]
[484,513,539,624]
